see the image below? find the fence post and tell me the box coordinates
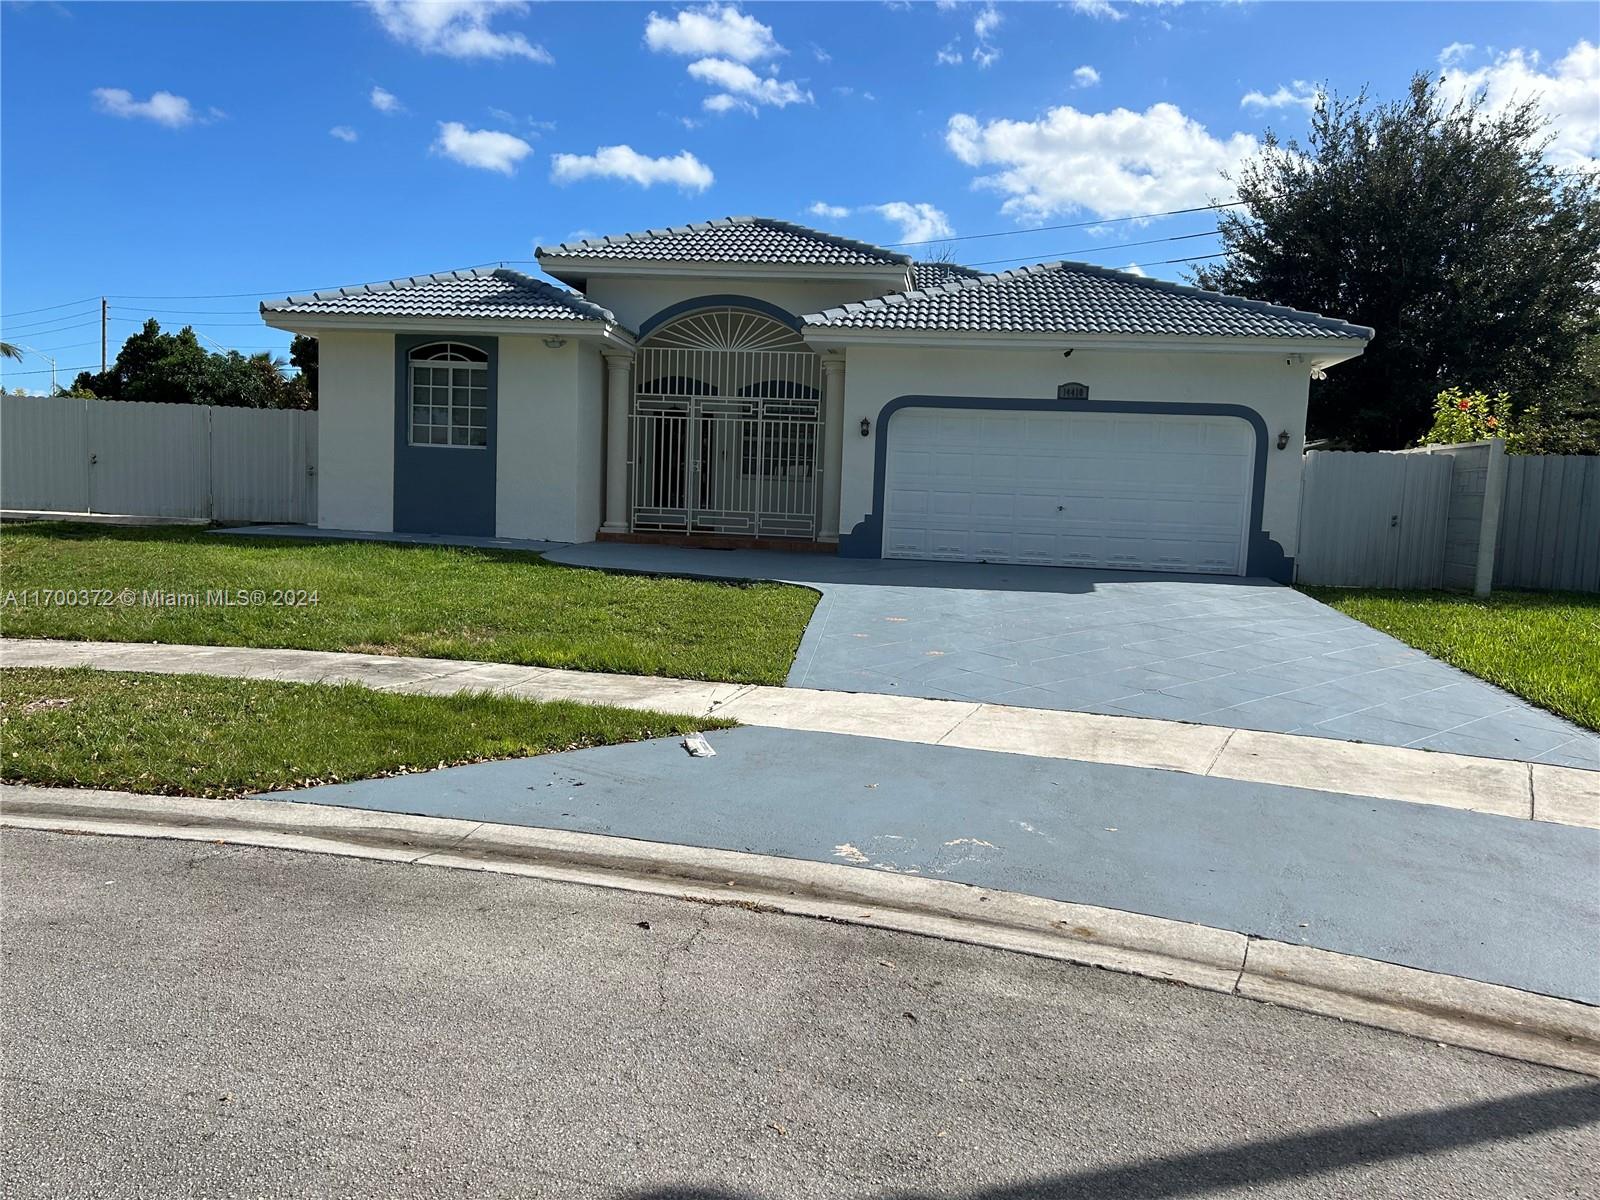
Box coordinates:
[1475,437,1507,597]
[205,405,216,521]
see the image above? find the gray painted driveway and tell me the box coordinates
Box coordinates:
[546,543,1599,770]
[272,726,1600,1005]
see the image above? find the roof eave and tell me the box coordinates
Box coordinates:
[261,310,638,346]
[799,325,1371,361]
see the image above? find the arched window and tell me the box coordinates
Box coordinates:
[409,342,488,448]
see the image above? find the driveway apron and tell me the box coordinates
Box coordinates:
[272,726,1600,1004]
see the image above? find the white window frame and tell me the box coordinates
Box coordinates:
[408,342,489,449]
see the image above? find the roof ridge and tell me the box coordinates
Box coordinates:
[534,215,911,266]
[803,259,1373,339]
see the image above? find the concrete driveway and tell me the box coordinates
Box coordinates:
[546,544,1599,770]
[272,726,1600,1002]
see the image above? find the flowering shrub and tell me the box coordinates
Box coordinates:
[1420,388,1526,451]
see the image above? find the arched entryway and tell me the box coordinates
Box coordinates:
[631,307,823,539]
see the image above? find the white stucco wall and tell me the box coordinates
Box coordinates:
[495,336,606,543]
[835,345,1313,559]
[575,343,605,539]
[315,331,395,532]
[579,275,903,334]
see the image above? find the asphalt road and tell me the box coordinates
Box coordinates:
[3,829,1596,1199]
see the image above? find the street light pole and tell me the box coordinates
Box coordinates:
[16,345,57,394]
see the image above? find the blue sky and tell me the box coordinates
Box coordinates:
[3,1,1595,390]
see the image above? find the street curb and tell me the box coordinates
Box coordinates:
[4,784,1597,1077]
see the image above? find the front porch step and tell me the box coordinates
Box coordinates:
[596,530,838,554]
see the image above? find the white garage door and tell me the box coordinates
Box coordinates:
[882,408,1254,575]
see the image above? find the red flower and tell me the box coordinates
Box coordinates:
[1486,416,1499,429]
[1457,398,1472,411]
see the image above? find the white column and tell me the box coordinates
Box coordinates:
[819,354,846,542]
[602,349,632,534]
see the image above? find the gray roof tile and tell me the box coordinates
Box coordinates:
[261,267,621,325]
[910,261,984,290]
[804,260,1374,341]
[536,216,911,268]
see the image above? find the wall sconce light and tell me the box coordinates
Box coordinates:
[543,336,568,350]
[1277,430,1291,450]
[1061,348,1074,358]
[859,417,871,437]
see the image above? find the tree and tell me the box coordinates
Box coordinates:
[0,342,21,361]
[289,334,318,404]
[70,319,312,409]
[1194,74,1600,451]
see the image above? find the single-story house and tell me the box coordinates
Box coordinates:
[261,215,1372,581]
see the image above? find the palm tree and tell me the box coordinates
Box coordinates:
[0,342,21,360]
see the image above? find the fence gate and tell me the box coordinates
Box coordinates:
[1295,450,1453,588]
[630,307,823,539]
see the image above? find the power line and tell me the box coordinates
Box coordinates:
[110,305,261,317]
[0,364,99,378]
[967,228,1222,269]
[0,318,102,339]
[0,308,100,334]
[885,200,1247,249]
[0,295,101,320]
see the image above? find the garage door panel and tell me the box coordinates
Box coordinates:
[884,408,1253,575]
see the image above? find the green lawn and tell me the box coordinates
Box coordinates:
[0,524,817,685]
[0,667,730,798]
[1300,587,1600,732]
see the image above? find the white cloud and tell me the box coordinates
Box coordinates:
[973,2,1002,40]
[644,3,782,61]
[329,125,359,142]
[936,42,963,66]
[91,87,195,128]
[1439,40,1600,169]
[1073,65,1101,88]
[811,43,831,63]
[550,144,715,191]
[370,85,404,114]
[870,202,954,243]
[971,3,1001,68]
[688,57,811,110]
[366,1,552,62]
[1240,81,1321,113]
[808,201,852,219]
[946,103,1256,220]
[1069,0,1126,21]
[1121,262,1148,277]
[432,122,533,174]
[1438,41,1475,67]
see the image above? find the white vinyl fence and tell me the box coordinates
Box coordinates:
[0,396,317,524]
[1297,440,1600,594]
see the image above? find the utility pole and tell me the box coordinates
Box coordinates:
[101,297,108,373]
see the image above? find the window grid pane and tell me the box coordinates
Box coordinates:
[410,357,488,448]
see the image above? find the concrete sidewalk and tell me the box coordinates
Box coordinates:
[5,637,1596,827]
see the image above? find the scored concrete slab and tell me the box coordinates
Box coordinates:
[545,543,1600,771]
[1532,765,1600,829]
[270,725,1600,1005]
[7,637,1593,825]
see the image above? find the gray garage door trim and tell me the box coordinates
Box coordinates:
[838,395,1293,582]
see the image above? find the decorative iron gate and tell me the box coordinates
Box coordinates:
[631,308,823,538]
